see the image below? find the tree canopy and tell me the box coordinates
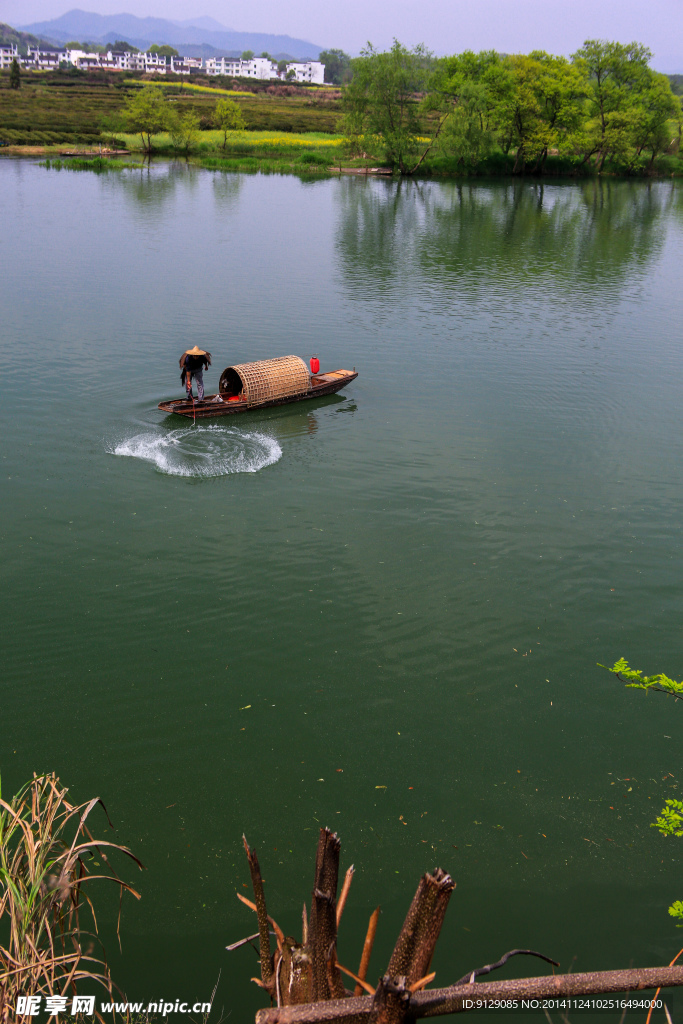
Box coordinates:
[122,86,171,152]
[149,44,178,58]
[213,97,246,149]
[110,39,139,53]
[341,41,432,172]
[319,49,352,85]
[340,37,682,175]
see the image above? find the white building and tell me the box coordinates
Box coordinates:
[143,52,169,72]
[10,45,325,83]
[170,55,203,75]
[68,50,103,69]
[0,43,19,69]
[24,47,67,69]
[284,61,324,84]
[205,56,242,76]
[204,56,324,83]
[239,56,277,79]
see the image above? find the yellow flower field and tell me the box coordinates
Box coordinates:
[123,78,254,98]
[121,129,347,151]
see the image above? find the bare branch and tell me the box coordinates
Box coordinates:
[336,866,355,928]
[355,907,380,997]
[254,966,683,1022]
[243,835,274,986]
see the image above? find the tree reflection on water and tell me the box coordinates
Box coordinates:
[334,178,678,300]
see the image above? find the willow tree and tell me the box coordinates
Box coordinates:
[341,41,432,173]
[572,39,653,169]
[214,97,246,149]
[429,50,512,166]
[627,71,681,171]
[122,85,171,152]
[492,52,588,172]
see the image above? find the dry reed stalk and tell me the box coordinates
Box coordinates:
[0,773,143,1024]
[335,867,355,928]
[354,908,379,997]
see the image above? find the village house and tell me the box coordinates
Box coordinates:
[0,43,19,69]
[12,46,325,84]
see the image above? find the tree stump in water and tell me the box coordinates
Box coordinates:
[235,827,453,1023]
[234,828,683,1022]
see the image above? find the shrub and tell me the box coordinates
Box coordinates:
[298,150,334,166]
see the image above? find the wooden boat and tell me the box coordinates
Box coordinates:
[158,355,357,419]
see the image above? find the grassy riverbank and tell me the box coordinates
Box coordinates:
[2,70,681,178]
[19,133,683,180]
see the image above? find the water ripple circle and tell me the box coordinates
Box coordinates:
[110,425,282,477]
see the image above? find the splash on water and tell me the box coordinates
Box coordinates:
[109,425,282,477]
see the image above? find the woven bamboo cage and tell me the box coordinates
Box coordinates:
[219,356,310,407]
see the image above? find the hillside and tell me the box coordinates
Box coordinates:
[18,9,324,59]
[0,21,60,54]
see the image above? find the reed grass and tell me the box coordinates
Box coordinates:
[40,157,143,172]
[0,773,143,1023]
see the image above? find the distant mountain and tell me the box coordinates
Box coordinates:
[18,9,324,59]
[175,16,233,32]
[0,21,60,54]
[170,43,302,62]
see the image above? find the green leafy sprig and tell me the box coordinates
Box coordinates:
[598,657,683,698]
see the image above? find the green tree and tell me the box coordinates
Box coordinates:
[286,69,296,81]
[429,50,511,167]
[496,52,588,172]
[110,40,139,52]
[627,71,680,171]
[100,113,126,148]
[318,48,352,85]
[277,59,288,74]
[572,39,653,170]
[9,57,20,90]
[341,41,431,173]
[213,97,246,148]
[168,107,201,154]
[122,85,171,152]
[241,50,254,61]
[260,51,271,59]
[149,44,178,58]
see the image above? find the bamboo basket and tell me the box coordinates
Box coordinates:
[219,356,310,408]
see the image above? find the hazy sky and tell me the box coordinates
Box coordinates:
[3,0,682,69]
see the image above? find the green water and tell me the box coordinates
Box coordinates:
[2,160,683,1021]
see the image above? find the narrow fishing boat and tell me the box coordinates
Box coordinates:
[158,355,357,419]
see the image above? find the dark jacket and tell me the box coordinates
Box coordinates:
[180,351,211,383]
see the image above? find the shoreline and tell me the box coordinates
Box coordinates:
[3,148,681,181]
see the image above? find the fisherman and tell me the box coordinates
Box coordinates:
[180,345,212,402]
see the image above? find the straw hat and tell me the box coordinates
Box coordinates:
[184,345,208,356]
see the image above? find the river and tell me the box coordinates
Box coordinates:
[1,159,683,1021]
